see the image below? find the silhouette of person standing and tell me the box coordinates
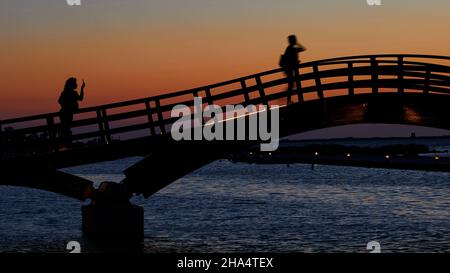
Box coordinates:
[280,35,306,104]
[58,77,85,143]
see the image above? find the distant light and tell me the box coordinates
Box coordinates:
[269,152,272,156]
[435,155,440,161]
[249,152,253,155]
[347,153,351,158]
[385,155,390,159]
[315,152,319,156]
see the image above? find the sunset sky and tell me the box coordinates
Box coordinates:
[1,0,449,136]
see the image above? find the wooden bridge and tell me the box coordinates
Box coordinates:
[1,54,449,201]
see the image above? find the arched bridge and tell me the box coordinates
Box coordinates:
[1,54,449,200]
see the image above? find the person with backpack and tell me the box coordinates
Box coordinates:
[58,77,85,145]
[279,35,306,104]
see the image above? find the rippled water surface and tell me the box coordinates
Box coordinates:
[1,157,450,253]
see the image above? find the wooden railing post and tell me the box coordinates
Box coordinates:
[312,64,324,99]
[205,88,213,105]
[47,116,56,143]
[255,75,268,105]
[96,109,107,144]
[96,109,111,144]
[348,62,355,96]
[240,80,250,105]
[424,65,431,94]
[154,99,166,135]
[46,116,58,150]
[145,101,156,136]
[371,57,379,94]
[397,56,404,93]
[295,67,304,102]
[101,108,112,144]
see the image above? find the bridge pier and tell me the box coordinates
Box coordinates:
[81,182,144,240]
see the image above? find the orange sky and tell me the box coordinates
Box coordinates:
[1,0,449,119]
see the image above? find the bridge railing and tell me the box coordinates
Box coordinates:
[1,54,449,158]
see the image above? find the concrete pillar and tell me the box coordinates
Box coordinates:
[82,204,144,240]
[81,181,144,240]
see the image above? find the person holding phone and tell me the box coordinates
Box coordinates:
[58,77,85,145]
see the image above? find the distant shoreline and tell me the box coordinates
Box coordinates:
[283,135,450,143]
[229,139,450,172]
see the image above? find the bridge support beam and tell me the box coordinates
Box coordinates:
[81,182,144,240]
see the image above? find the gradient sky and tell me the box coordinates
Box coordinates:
[1,0,449,136]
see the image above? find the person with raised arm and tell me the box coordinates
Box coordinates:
[280,35,306,104]
[58,77,85,145]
